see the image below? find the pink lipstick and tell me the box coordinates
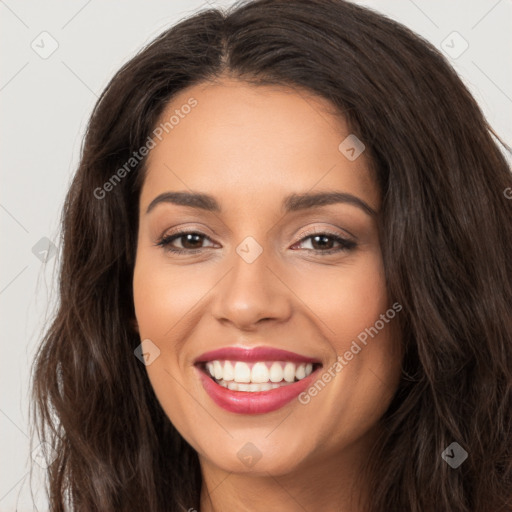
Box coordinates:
[194,346,322,414]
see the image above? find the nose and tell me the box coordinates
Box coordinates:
[210,246,293,331]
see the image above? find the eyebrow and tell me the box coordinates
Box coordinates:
[146,190,377,216]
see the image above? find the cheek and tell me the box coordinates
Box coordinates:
[288,252,400,444]
[289,249,389,344]
[132,254,210,340]
[132,254,207,438]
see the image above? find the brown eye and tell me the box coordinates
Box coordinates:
[155,231,216,254]
[292,231,357,255]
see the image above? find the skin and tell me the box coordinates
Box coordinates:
[132,78,403,512]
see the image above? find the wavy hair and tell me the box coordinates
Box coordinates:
[30,0,512,510]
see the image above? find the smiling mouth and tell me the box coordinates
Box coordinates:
[198,360,323,393]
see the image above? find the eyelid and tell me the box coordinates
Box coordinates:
[156,223,216,241]
[294,225,356,242]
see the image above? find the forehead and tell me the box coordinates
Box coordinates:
[140,79,378,213]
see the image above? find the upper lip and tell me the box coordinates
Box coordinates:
[194,346,322,365]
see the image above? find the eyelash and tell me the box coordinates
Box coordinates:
[154,229,357,256]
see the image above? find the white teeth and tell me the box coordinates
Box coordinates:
[283,362,296,382]
[213,360,223,380]
[204,359,316,386]
[269,362,284,382]
[251,362,270,383]
[223,360,234,381]
[224,380,289,392]
[233,361,251,383]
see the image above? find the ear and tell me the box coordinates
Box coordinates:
[130,317,139,334]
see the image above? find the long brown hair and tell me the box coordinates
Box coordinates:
[30,0,512,510]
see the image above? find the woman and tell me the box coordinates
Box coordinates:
[30,0,512,510]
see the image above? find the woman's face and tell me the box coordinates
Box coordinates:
[133,79,402,477]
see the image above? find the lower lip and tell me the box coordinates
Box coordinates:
[196,366,321,414]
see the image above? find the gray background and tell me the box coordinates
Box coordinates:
[1,0,511,510]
